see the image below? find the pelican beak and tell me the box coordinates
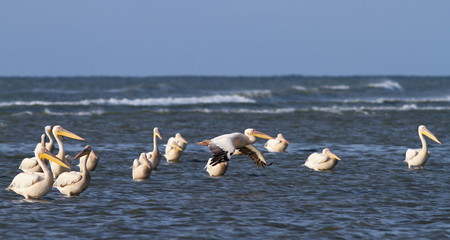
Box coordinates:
[327,151,341,161]
[57,128,85,141]
[40,151,70,169]
[73,146,92,159]
[155,130,163,140]
[251,131,274,140]
[421,129,442,144]
[142,154,152,168]
[179,136,188,144]
[172,142,183,151]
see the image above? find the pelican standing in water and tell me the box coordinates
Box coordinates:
[132,153,153,180]
[53,145,93,196]
[404,125,441,169]
[165,133,187,162]
[51,125,85,179]
[18,125,55,173]
[145,127,163,170]
[198,128,274,177]
[303,148,341,171]
[6,134,70,199]
[264,133,289,152]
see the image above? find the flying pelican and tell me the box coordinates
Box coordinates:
[51,125,85,179]
[80,148,99,171]
[53,145,93,196]
[198,128,274,177]
[18,125,55,173]
[6,134,70,199]
[303,148,341,171]
[165,133,187,162]
[404,125,441,169]
[264,133,289,152]
[132,153,153,180]
[145,127,163,170]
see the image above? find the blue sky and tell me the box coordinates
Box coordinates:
[1,1,449,76]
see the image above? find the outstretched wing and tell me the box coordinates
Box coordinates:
[238,144,267,168]
[207,142,230,166]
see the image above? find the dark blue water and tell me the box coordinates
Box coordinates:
[0,76,449,239]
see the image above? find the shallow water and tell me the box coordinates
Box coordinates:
[0,76,449,239]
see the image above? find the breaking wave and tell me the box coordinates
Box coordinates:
[367,80,403,91]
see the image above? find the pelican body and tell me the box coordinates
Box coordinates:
[18,125,54,173]
[51,125,85,179]
[304,148,341,171]
[264,133,289,152]
[146,127,163,170]
[405,125,441,169]
[165,133,187,162]
[80,148,99,171]
[199,128,273,177]
[6,135,70,199]
[53,145,93,196]
[132,153,153,180]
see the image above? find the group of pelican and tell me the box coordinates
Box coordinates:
[6,125,99,199]
[6,123,442,199]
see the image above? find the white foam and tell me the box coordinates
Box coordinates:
[235,90,272,98]
[44,108,104,116]
[11,111,33,116]
[0,95,255,107]
[341,96,450,104]
[292,85,308,91]
[310,104,450,113]
[367,80,403,91]
[190,107,296,114]
[322,85,350,90]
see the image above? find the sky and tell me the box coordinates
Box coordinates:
[1,1,450,76]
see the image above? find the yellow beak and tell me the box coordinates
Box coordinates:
[57,128,85,141]
[73,146,92,159]
[250,130,274,140]
[171,142,183,151]
[40,152,70,169]
[421,129,442,144]
[327,151,341,161]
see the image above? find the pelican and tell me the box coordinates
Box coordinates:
[198,128,274,177]
[165,133,187,162]
[53,145,93,196]
[6,134,70,199]
[132,153,153,180]
[264,133,289,152]
[404,125,441,169]
[51,125,85,179]
[18,125,55,173]
[145,127,162,170]
[303,148,341,171]
[79,148,99,171]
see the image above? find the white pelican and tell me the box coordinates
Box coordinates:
[80,148,99,171]
[18,125,55,173]
[165,133,186,162]
[51,125,85,179]
[145,127,162,170]
[303,148,341,171]
[264,133,289,152]
[198,128,274,177]
[404,125,441,169]
[6,134,70,199]
[53,145,93,196]
[132,153,153,180]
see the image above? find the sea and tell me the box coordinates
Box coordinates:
[0,76,449,239]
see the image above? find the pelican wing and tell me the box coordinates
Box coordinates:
[18,157,39,170]
[53,172,82,188]
[405,149,419,161]
[208,142,230,166]
[238,144,267,168]
[306,153,330,165]
[8,172,44,189]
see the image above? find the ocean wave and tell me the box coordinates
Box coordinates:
[367,80,403,91]
[11,111,33,116]
[44,108,105,116]
[234,90,272,98]
[310,104,450,113]
[341,96,450,104]
[0,95,256,107]
[189,108,297,114]
[322,85,350,90]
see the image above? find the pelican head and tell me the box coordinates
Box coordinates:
[154,127,163,140]
[277,133,290,144]
[244,128,274,140]
[171,142,183,151]
[45,125,52,135]
[73,145,92,160]
[36,134,70,169]
[323,148,341,160]
[175,133,188,144]
[139,153,152,168]
[52,125,85,141]
[419,125,441,144]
